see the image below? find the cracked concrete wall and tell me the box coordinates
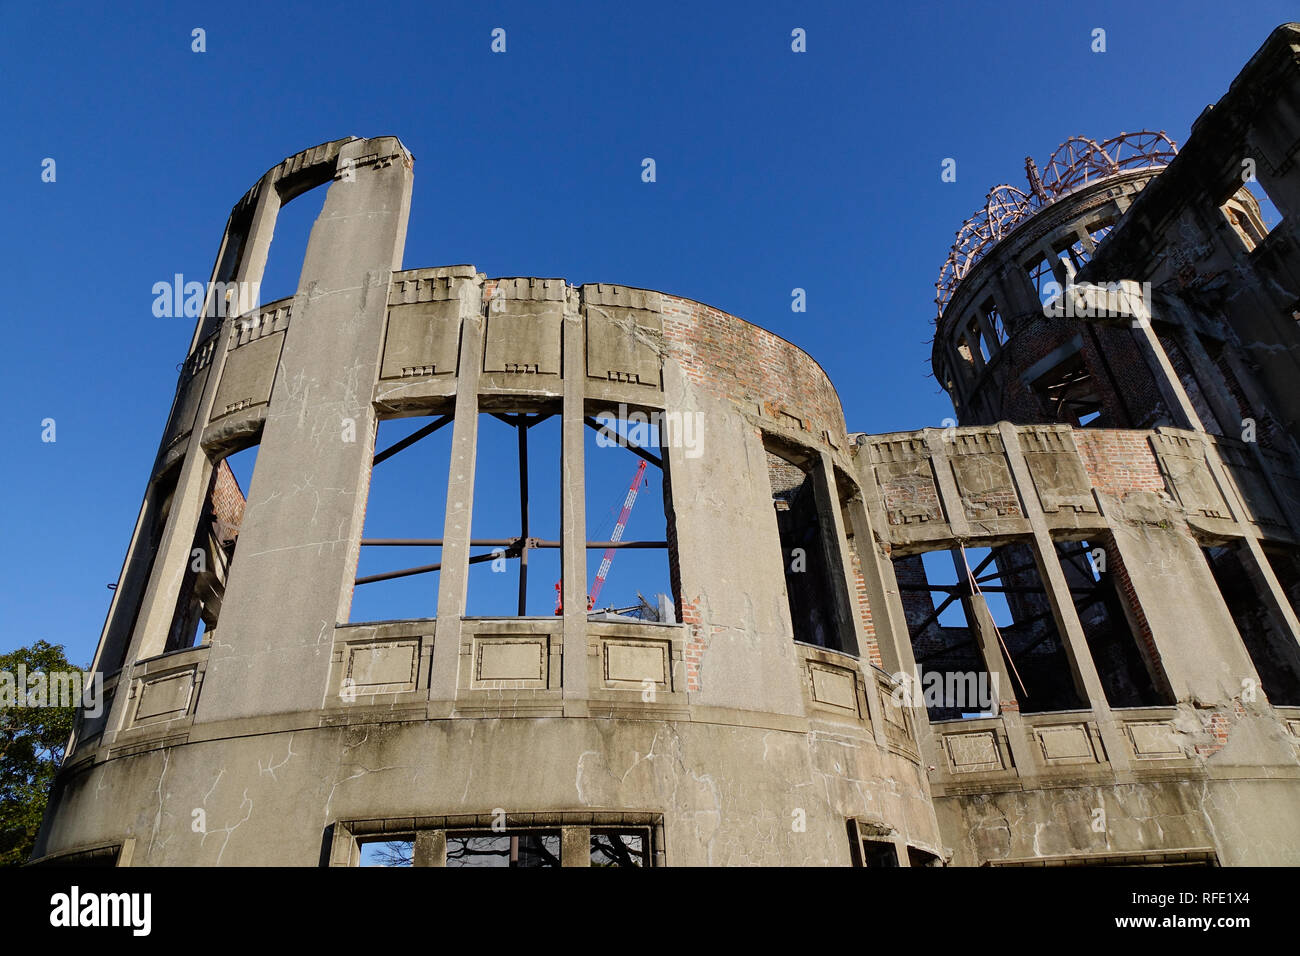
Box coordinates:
[38,716,941,866]
[201,138,414,723]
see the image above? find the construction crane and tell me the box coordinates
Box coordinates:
[555,459,648,614]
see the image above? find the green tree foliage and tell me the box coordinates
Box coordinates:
[0,641,81,866]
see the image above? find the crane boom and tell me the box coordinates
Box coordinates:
[589,460,648,606]
[553,459,649,614]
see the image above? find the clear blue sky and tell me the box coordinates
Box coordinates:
[2,0,1294,665]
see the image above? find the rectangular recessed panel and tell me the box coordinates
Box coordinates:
[945,730,1003,772]
[211,331,284,420]
[1126,721,1184,759]
[346,641,419,693]
[1035,723,1097,762]
[475,638,547,686]
[135,670,195,723]
[483,305,562,375]
[879,681,909,730]
[604,640,668,685]
[949,453,1021,519]
[585,305,662,387]
[1024,451,1099,514]
[381,300,461,379]
[809,663,859,712]
[873,459,943,525]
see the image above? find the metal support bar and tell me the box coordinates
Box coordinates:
[372,415,453,466]
[518,421,530,616]
[582,417,663,468]
[909,590,964,635]
[355,549,503,586]
[490,412,555,429]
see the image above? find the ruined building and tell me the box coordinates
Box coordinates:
[33,23,1300,866]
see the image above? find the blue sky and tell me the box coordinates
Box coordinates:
[2,0,1294,664]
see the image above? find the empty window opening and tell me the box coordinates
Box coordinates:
[967,320,990,363]
[1027,255,1059,304]
[1054,538,1172,707]
[1031,351,1105,427]
[466,410,561,617]
[1220,183,1279,252]
[107,467,181,672]
[360,839,414,867]
[1087,218,1116,249]
[164,445,257,654]
[1204,543,1300,705]
[848,821,900,867]
[765,441,855,654]
[590,829,652,867]
[908,846,942,867]
[257,184,331,306]
[350,412,454,623]
[447,831,561,868]
[894,549,994,721]
[859,842,899,867]
[1264,547,1300,623]
[966,543,1086,714]
[581,410,676,622]
[1055,236,1090,273]
[340,816,661,868]
[982,299,1008,346]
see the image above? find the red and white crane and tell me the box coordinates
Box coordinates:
[555,459,648,614]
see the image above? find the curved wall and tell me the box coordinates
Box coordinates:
[34,137,941,867]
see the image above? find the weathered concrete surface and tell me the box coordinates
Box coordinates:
[37,26,1300,868]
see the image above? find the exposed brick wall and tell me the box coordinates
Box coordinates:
[210,458,246,542]
[1194,699,1247,757]
[765,452,807,499]
[680,596,705,692]
[1074,429,1167,496]
[848,548,882,668]
[660,295,847,444]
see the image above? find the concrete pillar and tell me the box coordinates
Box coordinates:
[198,138,413,722]
[126,178,283,664]
[1130,304,1206,431]
[561,827,590,866]
[561,290,589,713]
[93,161,290,744]
[414,830,446,867]
[998,422,1131,771]
[951,555,1036,771]
[847,449,940,768]
[429,284,485,704]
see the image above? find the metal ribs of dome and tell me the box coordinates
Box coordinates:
[934,131,1178,320]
